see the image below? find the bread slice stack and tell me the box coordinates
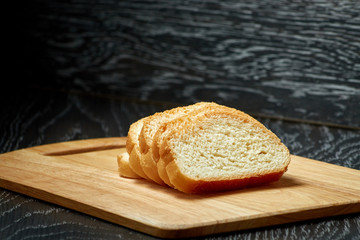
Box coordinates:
[118,102,290,194]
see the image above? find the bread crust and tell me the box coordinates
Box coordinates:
[117,152,142,179]
[156,159,174,187]
[140,102,212,154]
[126,118,144,154]
[126,117,150,180]
[129,145,150,180]
[166,160,287,194]
[137,107,188,185]
[140,148,166,185]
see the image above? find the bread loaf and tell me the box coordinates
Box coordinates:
[121,102,290,194]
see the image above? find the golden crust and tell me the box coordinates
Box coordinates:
[166,160,287,194]
[117,152,142,179]
[139,102,211,154]
[126,118,146,153]
[140,149,167,185]
[137,107,189,186]
[139,109,182,154]
[126,117,152,180]
[128,145,150,180]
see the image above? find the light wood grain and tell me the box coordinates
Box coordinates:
[0,137,359,238]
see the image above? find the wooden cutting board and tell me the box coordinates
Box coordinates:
[0,137,359,238]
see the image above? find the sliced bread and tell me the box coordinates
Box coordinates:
[159,106,290,194]
[138,102,215,185]
[153,102,221,186]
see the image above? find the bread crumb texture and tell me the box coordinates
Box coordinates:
[169,114,288,180]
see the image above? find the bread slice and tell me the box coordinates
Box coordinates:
[153,102,221,186]
[138,102,215,185]
[159,106,290,194]
[126,118,151,180]
[117,152,141,179]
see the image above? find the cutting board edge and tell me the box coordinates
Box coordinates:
[154,202,360,239]
[28,137,127,156]
[1,176,359,239]
[0,177,163,238]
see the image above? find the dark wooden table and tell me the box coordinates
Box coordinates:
[2,0,359,239]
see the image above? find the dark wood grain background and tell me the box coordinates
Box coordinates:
[15,0,360,127]
[2,0,360,239]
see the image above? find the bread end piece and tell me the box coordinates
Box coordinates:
[117,152,142,179]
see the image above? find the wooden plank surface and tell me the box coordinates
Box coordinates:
[0,137,359,238]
